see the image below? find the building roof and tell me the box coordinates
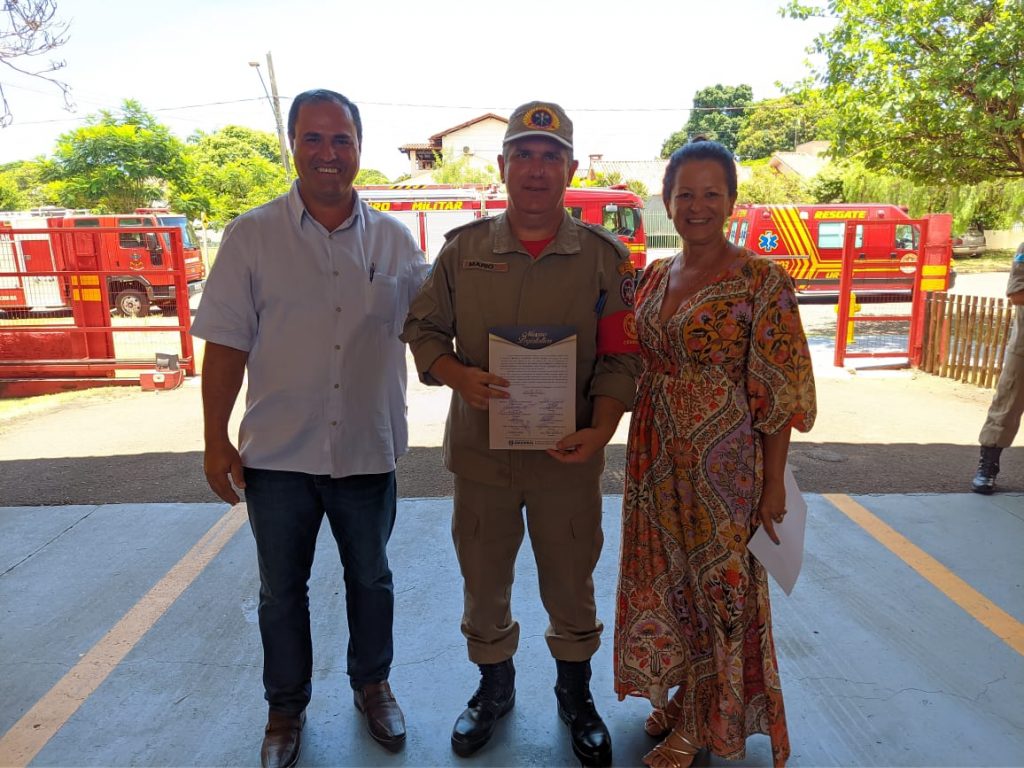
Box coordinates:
[429,113,507,142]
[769,151,829,179]
[397,142,436,152]
[768,141,831,179]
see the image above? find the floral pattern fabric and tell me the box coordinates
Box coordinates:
[614,252,816,767]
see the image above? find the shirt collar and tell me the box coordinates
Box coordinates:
[287,180,364,233]
[492,210,581,258]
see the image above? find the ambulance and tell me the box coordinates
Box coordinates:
[725,203,954,294]
[357,184,647,268]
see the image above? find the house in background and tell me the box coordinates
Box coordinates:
[768,140,830,180]
[397,113,507,181]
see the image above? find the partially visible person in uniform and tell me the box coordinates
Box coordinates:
[972,241,1024,493]
[192,89,428,768]
[402,101,641,767]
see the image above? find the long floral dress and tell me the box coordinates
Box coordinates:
[614,252,816,767]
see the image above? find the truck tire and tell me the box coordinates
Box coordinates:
[116,289,150,318]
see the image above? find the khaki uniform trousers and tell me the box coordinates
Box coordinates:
[979,344,1024,448]
[452,474,604,664]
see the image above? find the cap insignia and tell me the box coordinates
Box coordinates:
[524,107,559,132]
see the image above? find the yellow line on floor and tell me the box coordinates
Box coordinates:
[0,503,247,767]
[824,493,1024,657]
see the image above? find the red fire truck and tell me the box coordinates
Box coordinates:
[0,208,206,316]
[725,203,954,293]
[357,184,647,268]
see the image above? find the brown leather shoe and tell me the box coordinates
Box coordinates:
[260,710,305,768]
[353,680,406,752]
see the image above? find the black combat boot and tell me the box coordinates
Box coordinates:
[971,445,1002,494]
[554,659,612,767]
[451,658,516,757]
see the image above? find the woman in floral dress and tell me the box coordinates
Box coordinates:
[614,139,816,768]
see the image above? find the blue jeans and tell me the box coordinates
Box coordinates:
[243,468,397,715]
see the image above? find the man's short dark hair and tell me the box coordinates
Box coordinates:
[287,89,362,145]
[661,137,738,210]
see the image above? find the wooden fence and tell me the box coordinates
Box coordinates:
[918,292,1015,388]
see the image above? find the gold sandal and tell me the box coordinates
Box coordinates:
[641,728,700,768]
[643,694,683,737]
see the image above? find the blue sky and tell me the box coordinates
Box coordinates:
[0,0,833,179]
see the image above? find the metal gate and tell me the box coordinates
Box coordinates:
[0,224,196,396]
[833,217,951,368]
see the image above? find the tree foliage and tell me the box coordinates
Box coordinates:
[432,153,499,185]
[0,172,23,208]
[0,159,58,208]
[573,170,649,199]
[46,100,188,211]
[355,168,389,185]
[735,92,829,160]
[171,125,288,226]
[0,0,71,126]
[737,164,806,204]
[805,163,846,204]
[661,84,753,157]
[784,0,1024,183]
[837,162,1024,231]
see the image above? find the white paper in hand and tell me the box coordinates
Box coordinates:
[746,464,807,595]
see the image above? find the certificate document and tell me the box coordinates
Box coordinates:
[747,464,808,595]
[487,325,577,450]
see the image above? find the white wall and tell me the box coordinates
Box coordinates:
[984,226,1024,251]
[441,119,505,171]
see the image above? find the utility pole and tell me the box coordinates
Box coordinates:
[250,53,292,179]
[264,52,291,180]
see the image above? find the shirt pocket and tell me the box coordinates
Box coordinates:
[366,273,399,328]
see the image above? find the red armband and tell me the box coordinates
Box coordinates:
[597,310,640,355]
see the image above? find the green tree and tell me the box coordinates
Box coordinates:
[661,84,753,157]
[837,162,1024,231]
[0,159,60,208]
[806,163,847,204]
[0,173,24,209]
[735,92,829,160]
[46,99,188,211]
[355,168,389,185]
[784,0,1024,183]
[172,125,288,226]
[737,165,806,204]
[432,153,499,185]
[573,170,649,198]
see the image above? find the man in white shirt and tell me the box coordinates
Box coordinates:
[192,89,428,768]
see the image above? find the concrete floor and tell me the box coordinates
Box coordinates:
[1,491,1022,767]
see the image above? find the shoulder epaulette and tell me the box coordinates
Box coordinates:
[443,216,493,241]
[575,220,631,258]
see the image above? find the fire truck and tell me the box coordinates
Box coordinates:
[357,184,647,268]
[0,208,206,316]
[725,203,954,294]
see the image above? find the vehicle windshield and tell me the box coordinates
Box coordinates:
[157,216,198,249]
[602,204,641,238]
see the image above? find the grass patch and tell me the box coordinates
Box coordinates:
[0,387,136,424]
[952,248,1016,274]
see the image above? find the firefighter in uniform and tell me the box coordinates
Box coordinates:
[972,241,1024,493]
[402,101,641,767]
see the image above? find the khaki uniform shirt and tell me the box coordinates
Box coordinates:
[402,212,641,489]
[1007,242,1024,356]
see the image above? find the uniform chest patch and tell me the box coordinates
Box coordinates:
[462,260,509,272]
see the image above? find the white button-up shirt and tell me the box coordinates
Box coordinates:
[192,183,428,478]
